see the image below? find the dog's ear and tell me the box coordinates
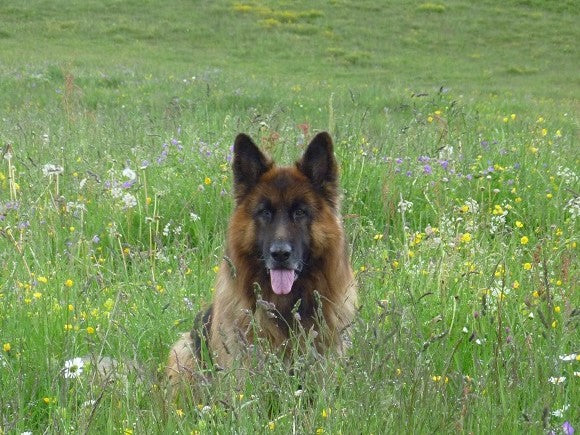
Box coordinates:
[297,132,339,205]
[233,134,272,202]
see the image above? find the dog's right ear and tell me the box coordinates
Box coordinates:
[232,134,272,202]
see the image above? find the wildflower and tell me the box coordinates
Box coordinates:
[3,343,10,352]
[321,408,331,418]
[122,167,137,180]
[559,353,577,362]
[374,233,383,241]
[520,236,529,245]
[423,164,432,175]
[523,263,532,271]
[512,280,520,289]
[554,306,561,314]
[515,221,524,228]
[548,376,566,384]
[551,404,570,417]
[63,357,85,379]
[511,114,516,120]
[37,276,48,283]
[541,128,548,136]
[122,193,137,209]
[397,199,413,213]
[316,429,324,435]
[562,421,574,435]
[86,326,95,334]
[65,279,74,287]
[204,177,212,185]
[460,233,472,243]
[175,408,185,417]
[42,164,64,177]
[546,193,553,199]
[268,421,275,430]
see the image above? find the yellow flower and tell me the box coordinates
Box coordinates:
[459,204,469,213]
[529,146,538,154]
[3,343,11,352]
[321,408,331,418]
[523,262,532,270]
[204,177,212,185]
[316,429,324,435]
[427,116,434,123]
[555,129,562,138]
[541,128,548,137]
[510,114,516,120]
[551,320,557,328]
[175,408,185,417]
[532,290,539,298]
[212,265,219,273]
[520,236,529,245]
[33,292,42,299]
[65,279,74,288]
[268,421,275,430]
[146,196,152,205]
[64,324,73,331]
[512,280,520,289]
[374,233,383,240]
[515,197,522,203]
[515,221,524,228]
[503,117,509,123]
[37,276,48,283]
[546,193,553,199]
[461,232,472,243]
[392,260,399,269]
[536,116,544,123]
[86,326,95,334]
[124,429,133,435]
[554,306,561,314]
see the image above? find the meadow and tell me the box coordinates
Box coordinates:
[0,0,578,433]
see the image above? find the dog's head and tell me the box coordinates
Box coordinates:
[231,132,339,296]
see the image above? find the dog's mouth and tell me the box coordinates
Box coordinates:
[268,269,298,295]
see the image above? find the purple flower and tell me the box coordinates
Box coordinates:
[394,167,401,174]
[395,158,403,164]
[406,170,413,177]
[92,235,100,244]
[418,155,430,163]
[466,174,473,181]
[439,160,449,170]
[487,165,495,173]
[513,163,520,170]
[18,221,30,229]
[563,421,574,435]
[423,164,432,175]
[122,179,137,189]
[481,140,489,149]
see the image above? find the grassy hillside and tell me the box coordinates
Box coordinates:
[0,0,578,433]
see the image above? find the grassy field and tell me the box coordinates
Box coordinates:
[1,0,578,433]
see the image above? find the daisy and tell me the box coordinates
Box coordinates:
[63,357,85,379]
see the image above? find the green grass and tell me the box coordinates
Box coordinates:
[0,0,578,433]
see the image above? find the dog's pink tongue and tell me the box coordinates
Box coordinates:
[270,269,295,295]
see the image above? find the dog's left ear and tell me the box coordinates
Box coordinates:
[232,133,273,203]
[297,132,339,205]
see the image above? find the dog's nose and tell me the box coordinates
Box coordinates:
[270,241,292,263]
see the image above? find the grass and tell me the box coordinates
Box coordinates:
[0,0,579,433]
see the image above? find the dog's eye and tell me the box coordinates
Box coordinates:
[257,208,272,221]
[293,208,307,221]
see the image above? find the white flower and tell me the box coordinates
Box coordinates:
[564,197,580,220]
[398,199,413,213]
[551,404,570,417]
[63,357,85,379]
[548,376,566,384]
[122,193,137,209]
[111,187,123,199]
[559,353,578,362]
[190,213,200,221]
[42,164,64,177]
[122,167,137,180]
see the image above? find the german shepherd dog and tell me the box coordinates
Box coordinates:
[167,132,357,389]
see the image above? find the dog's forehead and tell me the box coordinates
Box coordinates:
[253,167,314,206]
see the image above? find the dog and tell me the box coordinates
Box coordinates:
[167,132,357,390]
